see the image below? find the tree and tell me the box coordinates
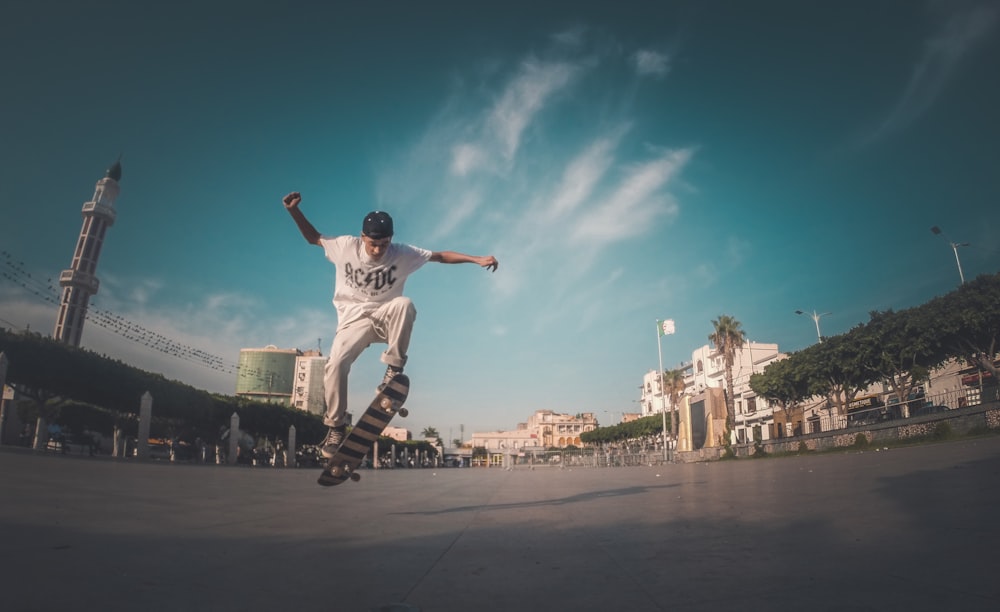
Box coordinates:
[932,273,1000,381]
[421,426,440,439]
[749,354,817,428]
[0,328,325,445]
[661,368,686,446]
[731,272,1000,429]
[709,314,746,444]
[858,308,944,410]
[799,328,878,416]
[751,357,802,409]
[580,415,668,446]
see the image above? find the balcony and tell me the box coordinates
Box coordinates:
[59,269,99,294]
[81,201,117,223]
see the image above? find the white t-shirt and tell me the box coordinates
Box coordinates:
[319,235,432,328]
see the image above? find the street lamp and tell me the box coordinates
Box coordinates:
[795,309,830,343]
[931,226,969,285]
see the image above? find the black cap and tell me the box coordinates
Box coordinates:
[362,211,394,239]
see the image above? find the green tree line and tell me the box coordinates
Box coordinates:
[750,272,1000,414]
[580,414,669,445]
[0,329,326,443]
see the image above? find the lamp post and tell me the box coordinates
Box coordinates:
[931,226,969,285]
[795,309,830,343]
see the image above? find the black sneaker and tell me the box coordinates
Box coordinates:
[378,365,403,392]
[320,425,347,459]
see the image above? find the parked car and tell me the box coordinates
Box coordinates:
[914,404,949,417]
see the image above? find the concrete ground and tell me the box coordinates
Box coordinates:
[1,436,998,612]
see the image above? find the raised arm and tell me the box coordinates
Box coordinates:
[283,192,321,245]
[430,251,499,272]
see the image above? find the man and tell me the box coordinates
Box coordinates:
[283,191,499,458]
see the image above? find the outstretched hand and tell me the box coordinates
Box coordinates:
[481,256,499,272]
[283,192,302,209]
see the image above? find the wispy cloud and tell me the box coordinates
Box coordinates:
[859,1,998,146]
[726,236,752,267]
[376,29,693,334]
[545,127,626,220]
[449,143,487,177]
[487,59,577,161]
[569,148,689,248]
[431,189,482,240]
[632,49,671,79]
[127,278,163,306]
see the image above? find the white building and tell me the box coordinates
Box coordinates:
[643,341,786,445]
[382,426,410,442]
[640,363,694,417]
[471,425,537,452]
[291,351,326,416]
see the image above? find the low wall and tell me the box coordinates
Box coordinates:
[676,401,1000,462]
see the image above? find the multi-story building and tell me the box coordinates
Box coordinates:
[235,346,301,406]
[290,350,326,416]
[643,341,786,446]
[471,424,537,453]
[528,409,598,448]
[472,410,598,452]
[382,426,410,442]
[639,362,694,417]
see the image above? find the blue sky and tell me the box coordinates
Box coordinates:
[2,1,998,440]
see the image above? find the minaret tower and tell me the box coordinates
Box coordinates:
[54,159,122,346]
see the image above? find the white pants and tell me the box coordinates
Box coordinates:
[323,296,417,427]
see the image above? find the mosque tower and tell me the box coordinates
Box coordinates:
[53,159,122,346]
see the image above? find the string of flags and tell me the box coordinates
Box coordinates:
[1,250,237,375]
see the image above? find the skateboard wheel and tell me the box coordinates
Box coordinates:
[397,407,409,417]
[380,397,392,410]
[349,472,361,482]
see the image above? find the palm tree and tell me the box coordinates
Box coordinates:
[421,426,440,440]
[661,368,686,448]
[709,314,746,446]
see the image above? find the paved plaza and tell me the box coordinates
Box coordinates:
[1,436,998,611]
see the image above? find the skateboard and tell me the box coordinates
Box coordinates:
[317,373,410,487]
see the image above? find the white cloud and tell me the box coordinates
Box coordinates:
[487,59,577,161]
[450,143,486,177]
[551,26,587,48]
[727,236,752,267]
[633,50,671,78]
[546,128,626,220]
[570,148,690,247]
[375,29,694,338]
[123,278,163,305]
[693,263,718,288]
[431,189,482,241]
[860,2,998,145]
[0,289,56,335]
[0,268,336,395]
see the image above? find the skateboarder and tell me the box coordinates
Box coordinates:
[282,191,499,458]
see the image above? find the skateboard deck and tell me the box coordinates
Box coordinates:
[318,373,410,487]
